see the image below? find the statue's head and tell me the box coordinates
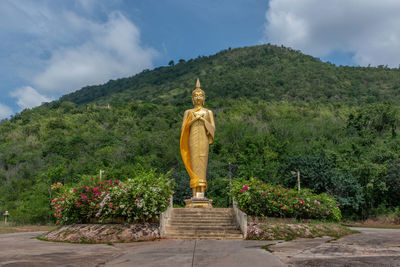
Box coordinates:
[192,78,205,106]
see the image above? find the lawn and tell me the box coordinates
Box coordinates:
[0,225,56,235]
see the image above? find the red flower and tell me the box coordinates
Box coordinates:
[73,188,77,192]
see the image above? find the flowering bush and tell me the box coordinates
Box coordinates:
[51,170,173,224]
[232,178,341,222]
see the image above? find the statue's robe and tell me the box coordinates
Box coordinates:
[180,107,215,189]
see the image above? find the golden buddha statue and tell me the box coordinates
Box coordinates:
[180,79,215,206]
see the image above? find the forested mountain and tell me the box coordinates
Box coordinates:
[1,44,400,223]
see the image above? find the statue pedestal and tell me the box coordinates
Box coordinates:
[184,198,213,208]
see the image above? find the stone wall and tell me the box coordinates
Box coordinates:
[41,223,160,243]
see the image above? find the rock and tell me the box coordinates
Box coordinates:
[41,223,160,243]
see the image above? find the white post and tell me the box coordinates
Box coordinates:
[100,170,104,181]
[4,211,8,224]
[297,171,301,191]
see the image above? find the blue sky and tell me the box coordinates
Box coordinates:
[1,0,400,119]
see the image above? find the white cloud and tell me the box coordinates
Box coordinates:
[0,104,13,120]
[33,11,157,95]
[0,1,157,105]
[10,86,52,109]
[264,0,400,67]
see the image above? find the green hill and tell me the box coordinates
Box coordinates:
[60,44,400,106]
[1,44,400,223]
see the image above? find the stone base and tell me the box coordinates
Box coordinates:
[184,198,213,208]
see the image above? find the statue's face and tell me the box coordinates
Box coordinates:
[192,92,205,106]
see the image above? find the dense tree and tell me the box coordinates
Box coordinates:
[1,44,400,223]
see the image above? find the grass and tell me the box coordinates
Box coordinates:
[0,224,56,235]
[342,213,400,229]
[342,223,400,229]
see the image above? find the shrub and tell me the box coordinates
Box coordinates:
[51,170,173,224]
[232,178,341,222]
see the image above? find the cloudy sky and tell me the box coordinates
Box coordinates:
[1,0,400,119]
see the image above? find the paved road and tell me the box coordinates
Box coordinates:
[270,227,400,266]
[0,228,399,267]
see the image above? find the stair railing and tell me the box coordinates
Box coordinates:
[232,199,247,239]
[159,195,173,238]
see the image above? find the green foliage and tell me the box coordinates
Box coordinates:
[232,178,341,222]
[280,153,364,214]
[2,44,400,223]
[52,170,173,224]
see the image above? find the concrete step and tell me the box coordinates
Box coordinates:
[165,229,242,235]
[165,233,243,240]
[172,208,233,214]
[169,216,234,221]
[173,208,233,212]
[166,225,239,231]
[168,222,236,227]
[169,218,235,223]
[164,207,243,240]
[171,213,233,218]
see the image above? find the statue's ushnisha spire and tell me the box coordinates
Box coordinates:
[196,78,201,88]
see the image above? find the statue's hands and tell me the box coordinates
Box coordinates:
[190,115,205,125]
[190,111,205,125]
[190,115,199,125]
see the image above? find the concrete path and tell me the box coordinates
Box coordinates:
[106,240,284,267]
[0,227,399,267]
[269,227,400,266]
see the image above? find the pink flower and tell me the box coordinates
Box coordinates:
[263,191,267,194]
[326,211,330,215]
[73,188,77,192]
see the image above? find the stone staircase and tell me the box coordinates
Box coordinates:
[165,208,243,240]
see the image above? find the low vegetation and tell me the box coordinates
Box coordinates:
[51,170,173,224]
[233,178,341,222]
